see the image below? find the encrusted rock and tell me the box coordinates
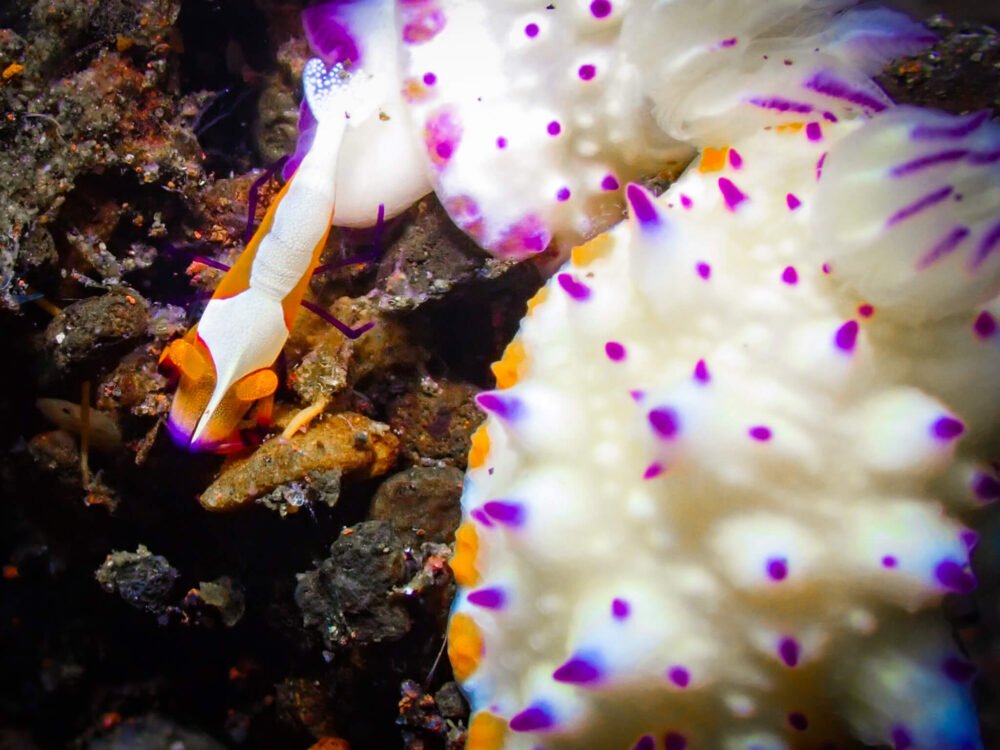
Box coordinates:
[369,465,463,545]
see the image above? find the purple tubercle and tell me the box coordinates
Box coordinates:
[788,712,809,731]
[729,149,743,169]
[556,186,571,202]
[806,122,823,142]
[816,152,827,180]
[821,262,832,274]
[916,226,969,270]
[882,555,898,568]
[748,96,813,114]
[590,0,612,19]
[786,193,802,210]
[468,587,506,609]
[720,37,738,48]
[834,320,859,353]
[667,666,690,688]
[643,462,664,480]
[553,655,603,684]
[605,341,626,361]
[470,508,494,527]
[601,174,620,191]
[525,22,539,38]
[972,471,1000,502]
[696,262,711,280]
[694,359,711,383]
[823,110,839,122]
[962,529,980,551]
[766,557,788,581]
[931,416,965,441]
[781,265,799,285]
[935,559,976,593]
[971,218,1000,270]
[942,655,978,682]
[649,407,680,439]
[510,704,555,732]
[890,725,914,750]
[887,185,953,226]
[302,4,360,67]
[423,71,437,86]
[496,136,508,149]
[626,183,660,227]
[973,311,997,339]
[476,392,523,420]
[578,63,596,81]
[664,733,688,750]
[557,273,591,301]
[629,389,645,401]
[858,304,875,318]
[718,177,747,211]
[891,148,968,177]
[778,637,800,667]
[804,71,888,113]
[611,598,631,619]
[632,736,655,750]
[547,120,562,136]
[680,194,693,209]
[912,110,988,140]
[749,425,772,442]
[483,500,526,526]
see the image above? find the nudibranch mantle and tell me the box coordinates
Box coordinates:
[162,60,383,451]
[450,104,1000,749]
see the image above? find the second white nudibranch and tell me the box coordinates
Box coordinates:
[161,59,382,452]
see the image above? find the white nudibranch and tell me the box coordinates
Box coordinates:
[161,59,382,452]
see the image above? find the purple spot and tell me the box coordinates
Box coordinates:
[643,462,664,480]
[729,149,743,169]
[766,557,788,581]
[931,416,965,440]
[935,559,976,593]
[556,186,571,202]
[470,508,493,527]
[748,96,814,114]
[913,110,989,140]
[547,120,561,136]
[524,23,539,38]
[962,530,980,551]
[578,64,596,81]
[892,148,968,177]
[601,174,620,191]
[786,193,801,210]
[834,320,859,353]
[882,555,898,568]
[629,389,645,401]
[971,471,1000,502]
[557,273,591,301]
[718,177,747,210]
[971,218,1000,270]
[694,359,711,383]
[435,141,453,160]
[778,637,800,667]
[916,226,970,269]
[824,111,839,122]
[476,393,523,420]
[973,311,997,339]
[553,655,603,684]
[749,425,772,442]
[626,183,659,227]
[648,407,680,439]
[667,666,690,687]
[605,341,626,361]
[510,704,555,732]
[422,72,437,86]
[806,122,823,141]
[632,737,655,750]
[858,304,875,318]
[664,733,688,750]
[942,656,977,682]
[788,712,809,731]
[590,0,612,18]
[496,136,507,149]
[804,71,888,112]
[696,262,711,280]
[816,153,827,180]
[821,262,832,274]
[887,185,953,226]
[612,598,631,619]
[781,266,799,285]
[483,500,525,527]
[468,587,506,609]
[720,37,738,48]
[891,725,914,750]
[680,194,693,209]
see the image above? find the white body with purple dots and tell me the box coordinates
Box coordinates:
[449,104,1000,749]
